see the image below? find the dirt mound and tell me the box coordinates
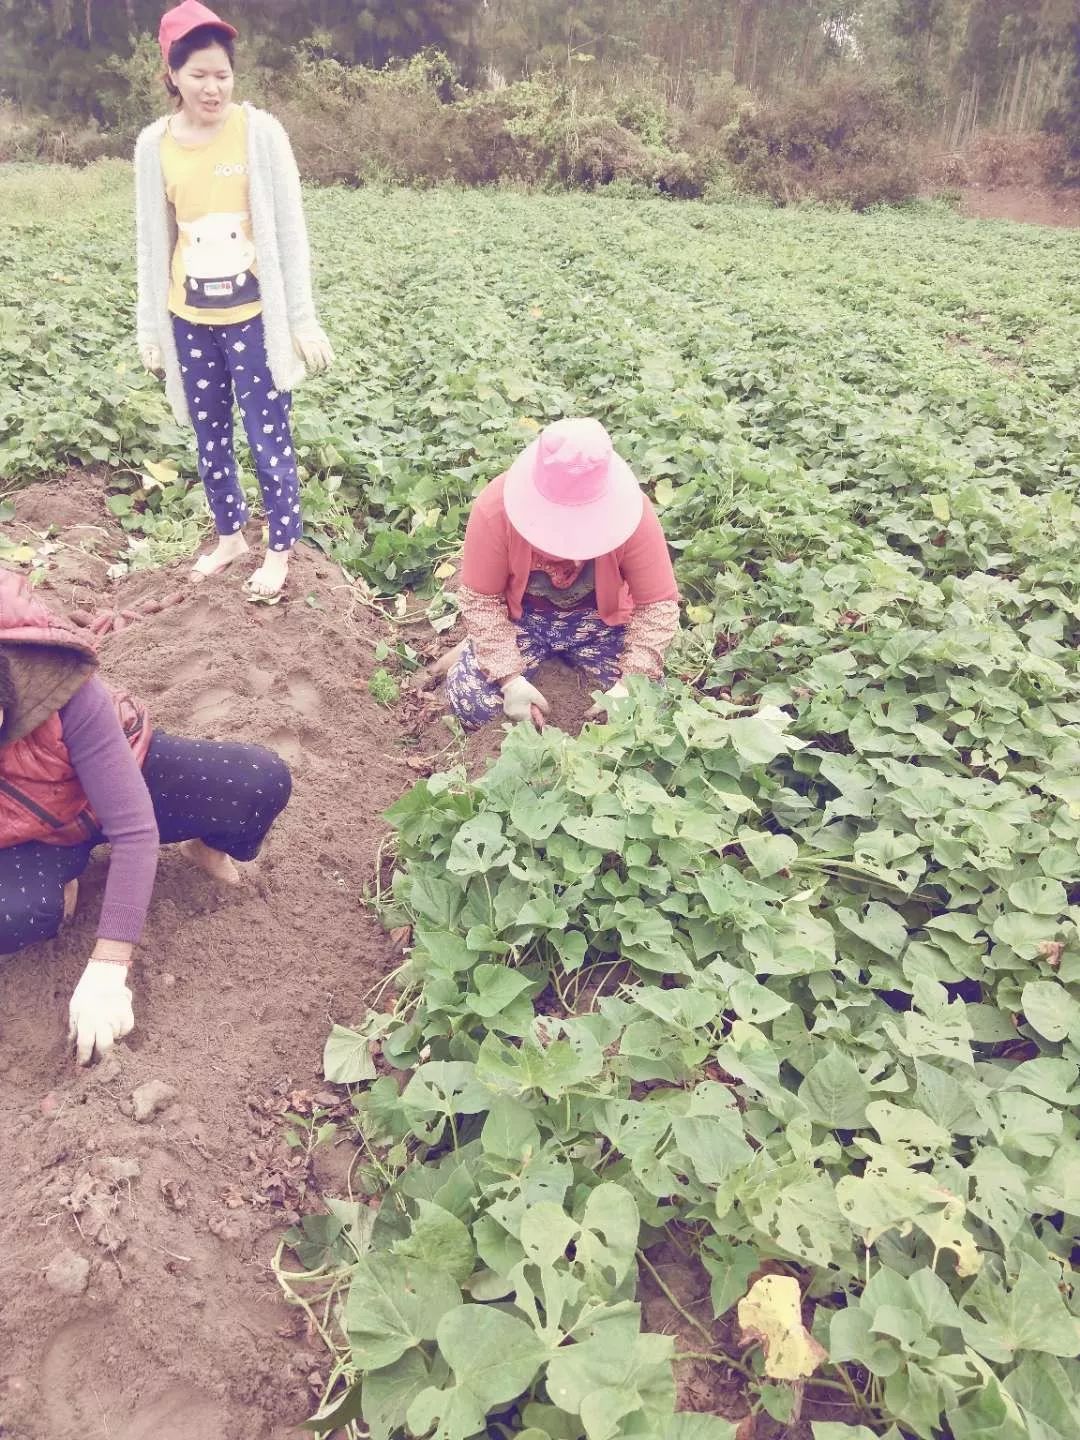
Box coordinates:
[9,468,112,534]
[0,524,420,1439]
[0,475,603,1440]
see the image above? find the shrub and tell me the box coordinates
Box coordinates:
[725,77,919,209]
[0,43,736,202]
[279,59,699,196]
[542,110,652,189]
[923,149,970,189]
[923,131,1069,196]
[0,102,122,166]
[455,82,558,186]
[610,87,672,148]
[677,70,746,154]
[965,130,1067,187]
[650,147,715,198]
[461,76,652,190]
[97,34,168,142]
[277,52,462,187]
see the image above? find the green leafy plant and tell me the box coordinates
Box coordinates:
[369,667,402,707]
[280,656,1080,1438]
[5,171,1080,1440]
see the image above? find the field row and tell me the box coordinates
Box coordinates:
[4,178,1080,1438]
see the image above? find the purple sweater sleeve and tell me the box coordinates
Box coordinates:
[60,677,159,944]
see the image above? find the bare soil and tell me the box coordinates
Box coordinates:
[0,472,612,1440]
[0,474,425,1440]
[960,183,1080,228]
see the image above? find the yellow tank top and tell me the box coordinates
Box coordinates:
[160,105,262,325]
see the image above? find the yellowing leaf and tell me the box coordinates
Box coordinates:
[434,561,458,580]
[686,604,712,626]
[654,479,676,508]
[929,493,950,523]
[143,459,179,491]
[0,544,35,565]
[737,1275,826,1381]
[517,416,541,433]
[918,1192,982,1277]
[529,305,543,318]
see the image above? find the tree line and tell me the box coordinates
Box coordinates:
[1,0,1077,162]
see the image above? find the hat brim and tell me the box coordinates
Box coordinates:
[503,441,644,562]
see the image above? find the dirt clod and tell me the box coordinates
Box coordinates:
[90,1156,141,1185]
[129,1079,178,1122]
[208,1214,244,1242]
[44,1250,90,1297]
[160,1177,190,1211]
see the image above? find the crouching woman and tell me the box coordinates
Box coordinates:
[0,571,291,1063]
[448,418,680,729]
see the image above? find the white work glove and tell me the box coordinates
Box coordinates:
[292,329,334,374]
[140,342,162,374]
[585,679,630,721]
[501,675,550,726]
[68,960,135,1066]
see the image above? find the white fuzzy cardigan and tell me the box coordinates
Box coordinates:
[134,103,329,427]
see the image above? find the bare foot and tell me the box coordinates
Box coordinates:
[63,879,79,922]
[180,838,241,886]
[191,531,249,581]
[245,548,291,598]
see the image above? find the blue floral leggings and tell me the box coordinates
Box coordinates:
[172,313,301,552]
[447,605,626,731]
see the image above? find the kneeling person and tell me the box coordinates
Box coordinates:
[0,571,291,1063]
[448,418,679,729]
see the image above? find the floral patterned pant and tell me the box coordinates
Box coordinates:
[172,314,301,551]
[446,605,626,731]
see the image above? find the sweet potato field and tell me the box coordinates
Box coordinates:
[3,167,1080,1439]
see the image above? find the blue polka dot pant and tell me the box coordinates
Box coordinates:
[447,604,626,732]
[172,313,302,552]
[0,732,291,956]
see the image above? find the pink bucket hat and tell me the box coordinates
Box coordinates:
[503,419,644,562]
[159,1,237,63]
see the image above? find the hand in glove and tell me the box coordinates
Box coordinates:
[68,960,134,1066]
[292,329,335,374]
[584,679,630,721]
[501,675,550,727]
[140,343,163,374]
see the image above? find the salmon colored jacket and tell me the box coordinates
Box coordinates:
[460,473,679,622]
[0,571,152,848]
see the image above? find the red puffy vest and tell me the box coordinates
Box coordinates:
[0,571,152,847]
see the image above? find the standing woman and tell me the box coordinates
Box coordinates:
[135,0,333,597]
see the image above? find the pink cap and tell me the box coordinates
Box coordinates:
[159,1,237,64]
[503,418,644,562]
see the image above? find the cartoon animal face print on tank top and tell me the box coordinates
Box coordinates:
[177,211,260,308]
